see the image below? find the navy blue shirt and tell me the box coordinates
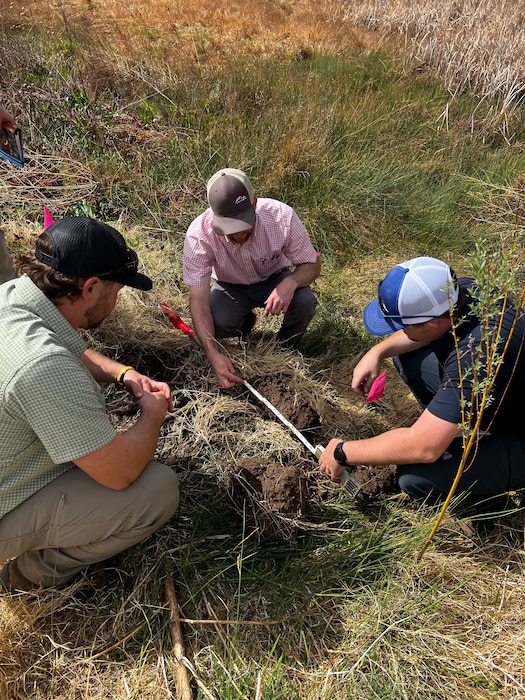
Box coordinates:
[426,279,525,438]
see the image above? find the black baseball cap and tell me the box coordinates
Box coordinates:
[34,216,153,291]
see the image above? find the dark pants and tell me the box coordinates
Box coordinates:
[394,345,525,513]
[210,270,317,346]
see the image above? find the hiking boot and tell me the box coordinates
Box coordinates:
[239,311,256,339]
[0,559,40,593]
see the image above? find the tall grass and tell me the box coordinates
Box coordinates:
[342,0,525,139]
[1,1,525,698]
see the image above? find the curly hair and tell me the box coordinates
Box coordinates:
[15,232,84,303]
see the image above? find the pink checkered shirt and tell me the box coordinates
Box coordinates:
[183,198,317,287]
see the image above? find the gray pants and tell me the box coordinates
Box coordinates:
[0,228,15,284]
[210,270,317,346]
[0,461,179,587]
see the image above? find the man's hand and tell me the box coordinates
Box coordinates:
[352,350,383,397]
[318,438,348,481]
[211,353,245,390]
[135,385,170,426]
[264,277,296,316]
[122,369,173,411]
[352,331,429,397]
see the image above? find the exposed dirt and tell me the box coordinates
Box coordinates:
[109,369,400,542]
[228,375,400,540]
[248,375,321,439]
[229,457,311,543]
[351,463,398,501]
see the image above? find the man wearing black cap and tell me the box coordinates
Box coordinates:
[319,256,525,516]
[0,216,179,593]
[183,168,321,389]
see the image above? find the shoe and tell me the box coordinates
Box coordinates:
[0,559,40,593]
[0,558,107,594]
[239,311,256,339]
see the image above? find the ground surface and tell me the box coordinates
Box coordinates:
[227,375,400,541]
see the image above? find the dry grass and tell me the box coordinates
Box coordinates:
[6,0,363,67]
[2,2,525,699]
[3,220,525,699]
[342,0,525,137]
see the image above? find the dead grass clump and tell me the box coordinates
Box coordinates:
[0,153,97,215]
[340,0,525,137]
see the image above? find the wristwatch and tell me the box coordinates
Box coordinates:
[334,441,348,466]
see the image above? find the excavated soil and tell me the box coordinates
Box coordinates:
[229,457,311,542]
[110,370,400,542]
[247,375,399,500]
[249,375,321,438]
[228,375,400,540]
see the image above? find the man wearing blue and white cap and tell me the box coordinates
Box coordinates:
[319,256,525,517]
[183,168,321,389]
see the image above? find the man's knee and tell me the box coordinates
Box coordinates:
[397,469,443,504]
[291,286,317,319]
[140,461,180,526]
[213,314,242,338]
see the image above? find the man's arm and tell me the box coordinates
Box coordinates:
[352,330,427,396]
[319,409,459,481]
[73,388,169,489]
[265,257,321,316]
[188,285,243,389]
[81,348,172,408]
[81,348,132,383]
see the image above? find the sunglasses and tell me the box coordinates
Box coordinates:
[97,248,138,278]
[36,246,139,278]
[377,270,458,323]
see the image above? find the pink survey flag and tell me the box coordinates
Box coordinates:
[43,206,54,229]
[367,370,386,403]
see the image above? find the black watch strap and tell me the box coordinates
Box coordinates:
[334,441,348,466]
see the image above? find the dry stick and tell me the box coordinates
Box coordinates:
[165,577,193,700]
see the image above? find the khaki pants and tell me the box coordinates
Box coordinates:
[0,461,179,587]
[0,228,15,284]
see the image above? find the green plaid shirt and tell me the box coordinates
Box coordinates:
[0,276,117,518]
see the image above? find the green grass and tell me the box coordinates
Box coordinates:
[2,4,525,699]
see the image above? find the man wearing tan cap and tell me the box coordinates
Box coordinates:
[183,168,321,389]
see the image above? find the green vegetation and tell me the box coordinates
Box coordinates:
[1,2,525,699]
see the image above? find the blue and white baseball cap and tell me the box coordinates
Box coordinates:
[363,257,459,336]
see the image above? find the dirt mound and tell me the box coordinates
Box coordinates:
[245,374,400,505]
[249,375,321,438]
[351,463,398,500]
[229,457,310,543]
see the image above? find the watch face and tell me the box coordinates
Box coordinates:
[334,442,347,465]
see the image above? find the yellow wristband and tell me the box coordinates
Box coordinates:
[116,366,134,385]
